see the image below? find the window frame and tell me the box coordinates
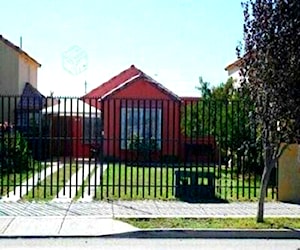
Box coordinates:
[120,105,162,150]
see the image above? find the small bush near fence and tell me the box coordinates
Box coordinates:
[0,123,32,173]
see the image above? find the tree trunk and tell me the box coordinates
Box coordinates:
[257,159,276,222]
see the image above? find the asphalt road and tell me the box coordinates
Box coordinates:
[2,238,300,250]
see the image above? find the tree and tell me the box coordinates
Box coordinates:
[196,76,211,98]
[183,77,255,166]
[239,0,300,222]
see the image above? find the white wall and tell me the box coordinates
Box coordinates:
[0,40,19,95]
[18,54,38,94]
[227,66,241,89]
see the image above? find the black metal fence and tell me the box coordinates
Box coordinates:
[0,96,278,201]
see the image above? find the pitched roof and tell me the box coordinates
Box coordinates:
[0,35,41,67]
[224,58,243,71]
[83,65,181,101]
[17,82,46,110]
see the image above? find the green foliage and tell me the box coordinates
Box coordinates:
[128,134,159,162]
[182,77,255,162]
[0,130,32,173]
[240,0,300,148]
[128,134,158,152]
[240,0,300,222]
[196,76,211,98]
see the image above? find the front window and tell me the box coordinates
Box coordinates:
[83,117,101,144]
[121,107,162,150]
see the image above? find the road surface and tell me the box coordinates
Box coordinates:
[2,238,300,250]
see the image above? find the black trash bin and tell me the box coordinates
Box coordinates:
[175,170,215,201]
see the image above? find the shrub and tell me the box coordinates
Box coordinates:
[0,123,32,173]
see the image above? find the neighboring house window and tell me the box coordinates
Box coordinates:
[83,117,101,143]
[120,107,162,150]
[17,111,40,128]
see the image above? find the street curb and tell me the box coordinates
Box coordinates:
[0,229,299,239]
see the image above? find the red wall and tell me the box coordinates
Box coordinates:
[101,79,181,161]
[77,79,218,163]
[71,117,91,158]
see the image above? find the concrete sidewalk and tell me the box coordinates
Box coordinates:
[0,216,138,236]
[0,200,299,218]
[0,201,299,237]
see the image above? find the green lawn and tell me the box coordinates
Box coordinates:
[120,217,300,229]
[23,164,79,201]
[95,163,276,201]
[95,164,175,200]
[0,162,47,195]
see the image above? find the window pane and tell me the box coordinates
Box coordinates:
[120,107,162,150]
[83,117,100,143]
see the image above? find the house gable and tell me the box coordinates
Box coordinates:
[107,76,179,101]
[83,65,181,102]
[0,35,41,67]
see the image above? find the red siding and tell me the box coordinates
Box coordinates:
[101,78,181,160]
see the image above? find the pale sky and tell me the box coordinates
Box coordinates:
[1,0,244,97]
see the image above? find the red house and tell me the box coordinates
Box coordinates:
[81,65,218,163]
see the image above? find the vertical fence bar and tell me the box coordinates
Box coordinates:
[172,100,178,196]
[244,101,254,199]
[121,99,128,195]
[212,99,218,198]
[236,100,241,199]
[217,100,222,197]
[158,100,163,197]
[6,97,10,197]
[0,97,3,197]
[183,99,187,197]
[242,100,246,198]
[56,97,61,198]
[99,99,104,199]
[69,98,73,198]
[200,99,205,188]
[112,99,116,197]
[87,98,92,198]
[142,99,146,198]
[50,96,54,197]
[62,97,67,197]
[32,96,36,198]
[165,100,170,198]
[12,96,17,196]
[106,99,110,198]
[119,99,126,195]
[81,98,86,198]
[152,100,157,198]
[74,98,79,198]
[116,99,120,197]
[43,97,47,198]
[207,99,211,186]
[24,96,30,197]
[135,99,140,197]
[225,100,229,200]
[129,99,134,197]
[230,100,234,198]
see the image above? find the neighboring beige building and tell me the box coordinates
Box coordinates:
[0,35,41,122]
[224,58,242,88]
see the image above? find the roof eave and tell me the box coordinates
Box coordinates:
[0,35,41,67]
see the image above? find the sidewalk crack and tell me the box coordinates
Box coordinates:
[57,201,73,234]
[2,217,16,234]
